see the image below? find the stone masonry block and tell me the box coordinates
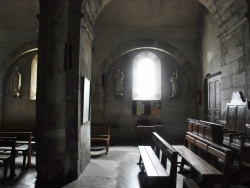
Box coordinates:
[225,15,242,29]
[204,0,215,8]
[224,46,243,64]
[229,1,241,15]
[221,89,226,100]
[214,0,223,8]
[233,72,245,87]
[221,76,233,90]
[210,4,218,14]
[221,0,234,13]
[225,86,245,100]
[221,9,232,22]
[221,61,239,77]
[213,12,220,20]
[227,35,241,51]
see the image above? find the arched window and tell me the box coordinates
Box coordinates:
[132,51,161,100]
[30,55,37,100]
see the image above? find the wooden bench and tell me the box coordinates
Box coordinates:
[0,132,33,169]
[174,132,232,188]
[91,126,110,155]
[137,132,178,188]
[0,137,16,181]
[183,178,200,188]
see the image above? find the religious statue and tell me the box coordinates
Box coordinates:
[170,70,178,97]
[10,67,22,98]
[114,68,124,99]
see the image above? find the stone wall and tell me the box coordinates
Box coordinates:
[101,49,191,145]
[199,1,249,121]
[199,9,222,120]
[219,20,249,119]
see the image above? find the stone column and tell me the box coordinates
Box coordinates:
[36,0,69,185]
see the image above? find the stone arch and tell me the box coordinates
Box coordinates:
[0,41,38,91]
[101,39,198,93]
[0,41,38,122]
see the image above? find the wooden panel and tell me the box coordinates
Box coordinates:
[204,127,212,141]
[198,126,205,137]
[173,145,222,175]
[195,139,207,151]
[226,106,236,131]
[236,105,246,133]
[187,122,193,132]
[194,139,207,159]
[185,135,195,150]
[183,178,200,188]
[207,73,221,123]
[214,80,221,123]
[207,146,226,161]
[209,82,214,109]
[192,124,199,135]
[211,123,223,144]
[215,80,221,108]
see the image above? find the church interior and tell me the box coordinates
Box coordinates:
[0,0,250,187]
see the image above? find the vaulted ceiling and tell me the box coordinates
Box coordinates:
[0,0,204,68]
[0,0,39,67]
[94,0,204,41]
[95,0,204,28]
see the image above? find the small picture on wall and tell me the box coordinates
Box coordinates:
[82,76,90,123]
[132,100,161,115]
[151,101,161,115]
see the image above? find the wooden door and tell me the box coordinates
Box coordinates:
[207,72,221,123]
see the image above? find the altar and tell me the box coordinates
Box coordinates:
[136,125,164,144]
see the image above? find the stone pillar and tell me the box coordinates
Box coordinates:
[36,0,69,185]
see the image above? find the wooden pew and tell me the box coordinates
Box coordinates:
[91,126,110,155]
[174,132,232,188]
[137,132,178,188]
[206,146,232,188]
[179,135,195,173]
[183,178,200,188]
[0,137,16,181]
[0,132,32,169]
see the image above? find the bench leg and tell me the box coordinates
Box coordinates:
[106,140,109,155]
[190,168,195,179]
[137,156,145,172]
[22,151,28,170]
[3,159,9,181]
[137,156,142,165]
[10,156,16,178]
[179,157,186,173]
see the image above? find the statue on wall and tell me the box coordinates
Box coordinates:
[170,70,178,97]
[10,67,22,98]
[114,68,124,99]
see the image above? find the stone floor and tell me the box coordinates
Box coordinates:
[0,146,249,188]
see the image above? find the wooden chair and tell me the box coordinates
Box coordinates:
[91,126,110,155]
[223,92,248,149]
[0,137,16,180]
